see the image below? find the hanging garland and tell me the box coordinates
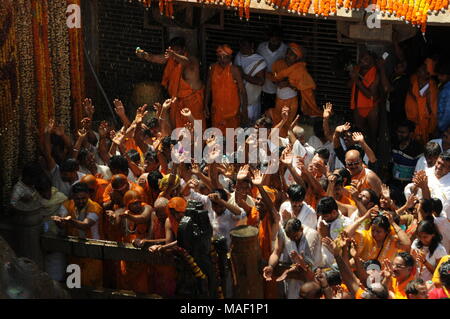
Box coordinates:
[31,0,55,138]
[15,0,38,165]
[133,0,449,33]
[0,0,20,208]
[48,0,71,135]
[67,0,86,132]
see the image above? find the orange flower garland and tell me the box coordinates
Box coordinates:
[67,0,85,132]
[32,0,55,137]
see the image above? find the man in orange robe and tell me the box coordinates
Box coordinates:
[246,185,280,298]
[136,37,205,129]
[81,174,109,206]
[270,43,322,136]
[349,51,380,148]
[405,63,438,144]
[116,189,152,294]
[205,44,248,134]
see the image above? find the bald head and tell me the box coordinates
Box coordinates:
[299,281,323,299]
[111,174,128,190]
[154,197,169,220]
[81,174,97,187]
[345,149,363,175]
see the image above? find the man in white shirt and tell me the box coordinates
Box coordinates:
[407,150,450,219]
[256,26,288,115]
[263,218,323,299]
[415,140,442,173]
[10,162,43,212]
[78,149,112,180]
[279,184,317,230]
[235,39,267,125]
[316,197,351,266]
[50,159,85,197]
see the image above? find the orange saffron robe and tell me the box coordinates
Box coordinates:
[148,215,177,297]
[63,199,104,288]
[390,270,416,299]
[405,74,438,144]
[350,66,377,118]
[161,56,205,129]
[273,60,322,117]
[247,207,278,298]
[92,177,109,206]
[210,63,240,134]
[354,227,403,263]
[351,168,372,193]
[117,204,150,294]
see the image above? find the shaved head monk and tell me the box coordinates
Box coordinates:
[270,43,322,137]
[136,37,205,129]
[81,174,108,206]
[345,149,382,196]
[205,44,248,133]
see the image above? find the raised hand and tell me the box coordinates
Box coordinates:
[80,117,92,131]
[335,122,351,134]
[135,104,148,125]
[112,128,125,145]
[237,164,250,181]
[381,184,390,199]
[180,108,192,118]
[250,169,264,186]
[405,194,418,209]
[322,236,340,257]
[381,259,393,279]
[153,102,162,115]
[352,132,365,144]
[98,121,110,138]
[281,106,289,121]
[290,251,309,271]
[280,145,294,166]
[83,98,95,119]
[323,102,333,119]
[162,97,177,110]
[164,47,176,59]
[113,99,126,117]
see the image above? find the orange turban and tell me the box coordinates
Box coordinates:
[168,197,187,213]
[288,43,303,59]
[216,44,233,56]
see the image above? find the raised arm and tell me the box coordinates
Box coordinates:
[113,99,131,128]
[43,120,57,172]
[122,204,152,224]
[322,102,333,142]
[352,132,377,163]
[136,48,167,64]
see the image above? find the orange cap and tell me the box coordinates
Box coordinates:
[168,197,187,213]
[257,186,276,203]
[216,44,233,56]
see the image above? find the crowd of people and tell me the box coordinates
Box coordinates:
[8,26,450,299]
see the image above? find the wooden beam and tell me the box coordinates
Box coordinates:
[40,234,175,265]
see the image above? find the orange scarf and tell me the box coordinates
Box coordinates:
[390,269,416,299]
[351,66,377,117]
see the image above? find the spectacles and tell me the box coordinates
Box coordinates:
[345,161,361,167]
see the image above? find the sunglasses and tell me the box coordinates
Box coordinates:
[345,161,361,167]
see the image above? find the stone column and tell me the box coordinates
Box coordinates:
[229,225,263,299]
